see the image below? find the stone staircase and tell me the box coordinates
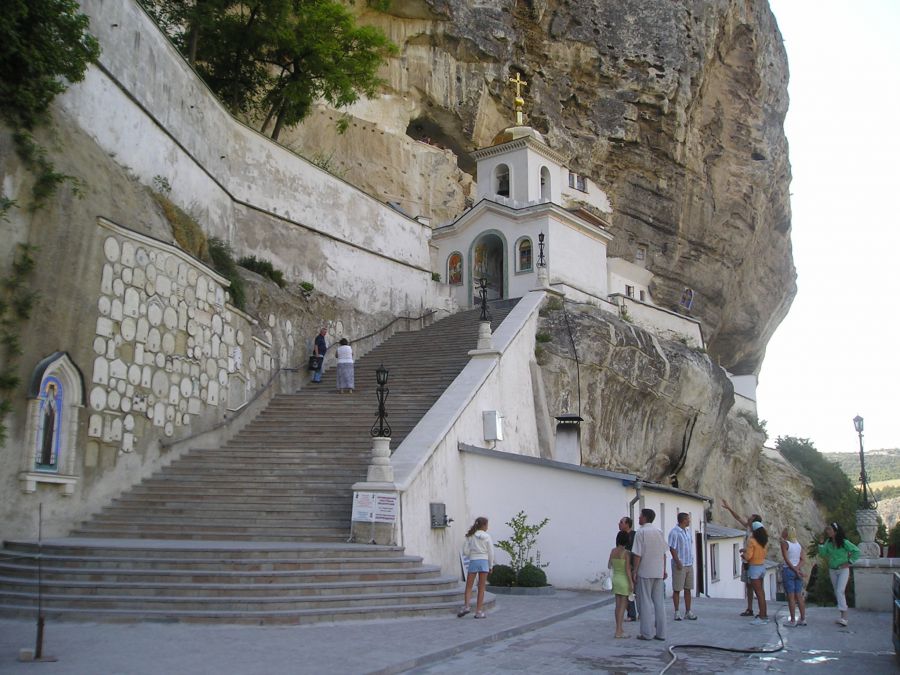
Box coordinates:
[0,301,517,623]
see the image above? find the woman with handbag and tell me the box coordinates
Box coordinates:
[311,327,327,383]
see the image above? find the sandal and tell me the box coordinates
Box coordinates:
[740,609,754,617]
[474,611,486,619]
[457,606,471,618]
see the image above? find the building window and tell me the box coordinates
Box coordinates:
[517,238,533,273]
[567,171,587,193]
[540,166,551,200]
[680,287,694,311]
[636,246,646,261]
[447,252,463,286]
[733,544,741,578]
[495,164,510,197]
[625,285,634,298]
[639,290,646,302]
[711,543,719,581]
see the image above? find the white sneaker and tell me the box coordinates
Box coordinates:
[673,611,682,621]
[783,620,796,627]
[685,611,697,620]
[749,617,769,625]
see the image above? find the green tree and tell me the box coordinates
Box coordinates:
[140,0,395,140]
[0,0,101,130]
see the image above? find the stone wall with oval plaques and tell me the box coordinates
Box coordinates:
[89,217,274,456]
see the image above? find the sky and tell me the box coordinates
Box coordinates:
[756,1,900,454]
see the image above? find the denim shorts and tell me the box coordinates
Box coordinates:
[748,564,765,580]
[467,558,489,574]
[782,565,803,594]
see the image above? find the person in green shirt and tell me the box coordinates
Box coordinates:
[817,521,860,627]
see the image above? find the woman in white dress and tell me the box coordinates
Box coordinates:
[336,338,354,393]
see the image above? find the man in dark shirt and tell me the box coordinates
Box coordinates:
[619,516,637,621]
[312,327,327,383]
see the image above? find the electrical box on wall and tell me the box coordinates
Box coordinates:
[483,410,503,441]
[430,502,451,528]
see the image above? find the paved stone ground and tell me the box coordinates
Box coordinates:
[0,593,894,674]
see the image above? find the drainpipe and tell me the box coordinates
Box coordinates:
[629,479,643,523]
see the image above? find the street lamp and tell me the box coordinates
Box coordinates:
[537,232,546,267]
[476,277,491,322]
[853,414,876,509]
[371,365,391,438]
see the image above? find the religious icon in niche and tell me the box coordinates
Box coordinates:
[36,378,62,470]
[473,244,487,279]
[680,287,695,311]
[518,239,533,272]
[448,252,463,286]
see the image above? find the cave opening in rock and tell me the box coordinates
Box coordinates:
[406,116,475,174]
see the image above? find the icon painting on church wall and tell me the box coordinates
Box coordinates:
[448,252,463,285]
[680,287,695,311]
[36,378,62,470]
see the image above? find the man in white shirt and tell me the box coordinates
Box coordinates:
[631,508,668,641]
[668,512,697,620]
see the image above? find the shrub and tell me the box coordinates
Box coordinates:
[238,255,286,288]
[496,510,550,575]
[487,564,515,587]
[207,238,245,310]
[299,281,315,293]
[535,332,552,343]
[150,191,207,260]
[431,272,441,282]
[517,563,548,588]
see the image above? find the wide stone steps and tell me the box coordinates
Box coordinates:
[0,303,516,623]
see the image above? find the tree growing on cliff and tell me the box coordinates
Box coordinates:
[139,0,395,140]
[0,0,101,130]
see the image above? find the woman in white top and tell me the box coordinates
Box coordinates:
[780,525,806,626]
[458,517,494,619]
[335,338,354,393]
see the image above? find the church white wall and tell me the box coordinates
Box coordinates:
[548,220,609,299]
[392,292,545,577]
[458,453,708,591]
[61,0,437,317]
[612,296,705,349]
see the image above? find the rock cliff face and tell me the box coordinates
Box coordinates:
[287,0,795,374]
[537,302,822,546]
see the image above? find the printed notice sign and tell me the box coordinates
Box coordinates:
[352,492,376,522]
[352,492,398,523]
[373,494,398,523]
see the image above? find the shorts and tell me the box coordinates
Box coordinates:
[748,564,765,580]
[671,564,694,591]
[466,558,489,574]
[782,565,803,594]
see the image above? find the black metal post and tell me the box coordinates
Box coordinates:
[477,277,491,322]
[35,502,44,660]
[538,232,545,267]
[854,415,876,509]
[371,365,391,437]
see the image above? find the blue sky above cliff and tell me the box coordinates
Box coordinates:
[758,1,900,454]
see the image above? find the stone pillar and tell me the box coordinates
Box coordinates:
[367,436,394,483]
[475,321,494,351]
[537,266,550,289]
[856,508,881,559]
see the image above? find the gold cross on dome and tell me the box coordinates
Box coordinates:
[508,72,528,125]
[509,72,528,98]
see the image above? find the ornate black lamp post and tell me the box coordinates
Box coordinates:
[476,276,491,322]
[371,364,391,438]
[538,232,546,267]
[853,415,877,509]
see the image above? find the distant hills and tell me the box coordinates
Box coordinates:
[824,449,900,530]
[823,448,900,486]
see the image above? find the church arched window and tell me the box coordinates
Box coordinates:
[494,164,510,197]
[21,352,84,495]
[516,237,533,273]
[540,166,551,201]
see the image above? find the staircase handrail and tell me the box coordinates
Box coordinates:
[160,307,451,449]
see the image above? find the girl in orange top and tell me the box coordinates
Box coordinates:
[741,522,769,624]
